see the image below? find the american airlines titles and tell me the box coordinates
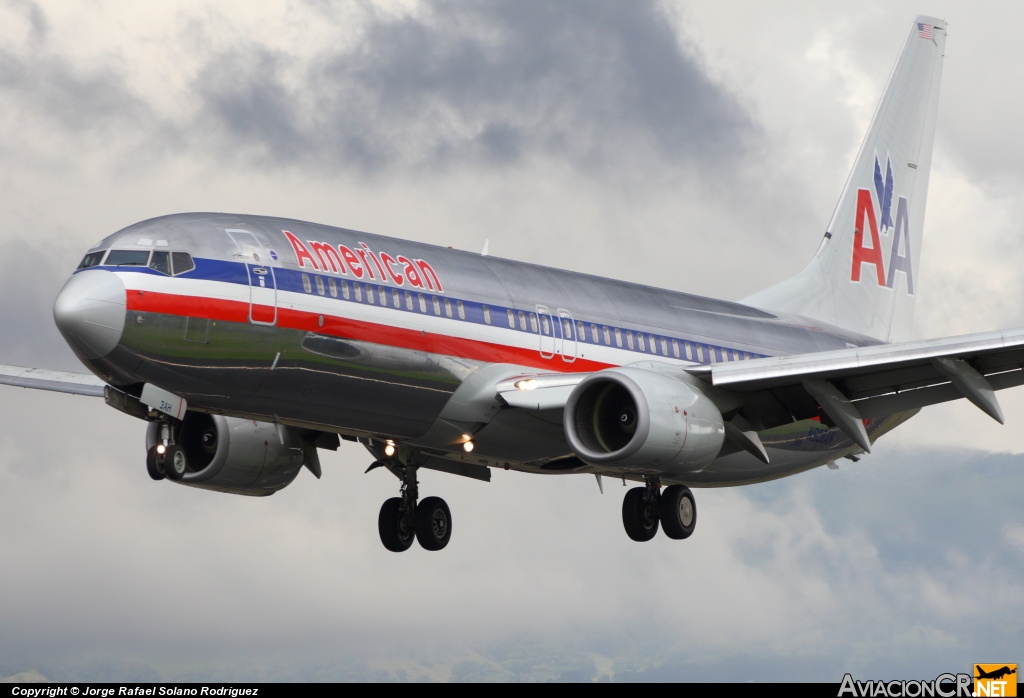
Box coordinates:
[283,230,444,292]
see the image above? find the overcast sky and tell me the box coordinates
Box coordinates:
[1,0,1022,682]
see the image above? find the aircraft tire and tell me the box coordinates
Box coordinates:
[622,487,659,542]
[415,496,452,551]
[659,485,696,540]
[146,446,166,481]
[164,444,187,481]
[378,497,415,552]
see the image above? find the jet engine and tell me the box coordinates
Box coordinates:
[146,412,306,496]
[564,367,725,474]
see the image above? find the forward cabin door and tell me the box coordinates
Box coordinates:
[226,229,278,326]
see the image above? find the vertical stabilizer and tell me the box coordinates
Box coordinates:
[742,17,946,343]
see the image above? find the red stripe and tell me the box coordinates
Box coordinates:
[126,290,614,373]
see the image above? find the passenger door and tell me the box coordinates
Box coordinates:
[226,229,278,326]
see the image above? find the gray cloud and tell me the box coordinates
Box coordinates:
[194,0,756,174]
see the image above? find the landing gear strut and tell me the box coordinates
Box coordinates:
[621,479,698,542]
[376,462,453,553]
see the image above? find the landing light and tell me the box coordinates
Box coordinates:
[156,444,166,455]
[463,440,474,453]
[515,379,537,391]
[384,440,396,457]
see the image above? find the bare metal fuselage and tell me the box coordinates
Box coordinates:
[64,212,907,486]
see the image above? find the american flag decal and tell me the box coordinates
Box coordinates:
[917,23,933,40]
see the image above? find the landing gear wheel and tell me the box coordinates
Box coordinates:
[415,496,452,551]
[659,485,696,540]
[146,446,166,481]
[164,444,187,481]
[378,497,415,552]
[622,486,660,542]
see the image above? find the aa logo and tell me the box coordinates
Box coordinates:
[974,664,1017,697]
[850,153,915,294]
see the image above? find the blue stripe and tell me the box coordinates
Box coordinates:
[95,258,767,365]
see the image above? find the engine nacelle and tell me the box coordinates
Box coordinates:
[564,367,725,474]
[147,412,306,496]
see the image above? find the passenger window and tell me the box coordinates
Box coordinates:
[661,338,669,356]
[302,274,312,293]
[419,294,427,313]
[518,311,527,331]
[577,321,585,341]
[591,324,599,343]
[341,280,350,300]
[366,284,375,304]
[709,347,717,364]
[106,249,150,266]
[405,291,413,310]
[329,278,338,298]
[379,287,388,305]
[444,299,453,317]
[685,342,693,361]
[457,300,466,319]
[626,332,634,350]
[603,326,611,345]
[433,297,441,315]
[316,276,325,295]
[483,305,492,324]
[78,250,107,269]
[529,314,539,333]
[696,345,704,362]
[614,328,622,347]
[392,289,400,308]
[541,316,550,336]
[149,251,171,275]
[637,334,646,352]
[563,320,572,339]
[507,309,515,328]
[672,340,680,358]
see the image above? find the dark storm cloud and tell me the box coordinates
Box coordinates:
[0,241,82,371]
[195,0,756,174]
[0,27,145,136]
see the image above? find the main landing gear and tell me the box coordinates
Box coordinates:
[377,463,452,552]
[621,478,697,542]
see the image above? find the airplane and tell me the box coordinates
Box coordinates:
[975,666,1016,681]
[1,16,1019,553]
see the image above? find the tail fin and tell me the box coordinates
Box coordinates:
[742,16,947,343]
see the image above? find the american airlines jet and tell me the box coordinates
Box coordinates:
[0,17,1013,552]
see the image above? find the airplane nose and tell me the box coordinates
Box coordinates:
[53,270,127,359]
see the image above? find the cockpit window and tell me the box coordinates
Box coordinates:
[105,249,150,266]
[149,251,171,275]
[171,252,195,275]
[77,250,106,270]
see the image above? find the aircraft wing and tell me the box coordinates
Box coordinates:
[0,364,106,397]
[687,326,1024,451]
[494,327,1024,458]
